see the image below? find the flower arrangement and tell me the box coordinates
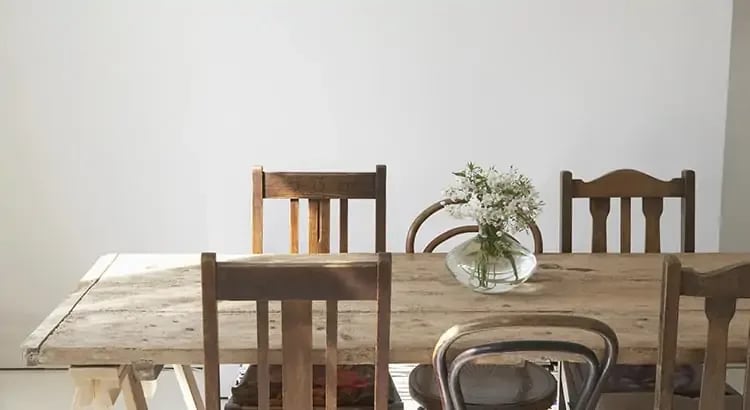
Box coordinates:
[442,163,544,289]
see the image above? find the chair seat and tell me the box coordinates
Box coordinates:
[408,362,557,410]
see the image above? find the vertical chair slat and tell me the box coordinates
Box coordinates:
[375,165,387,252]
[655,257,683,410]
[282,301,314,410]
[589,198,610,253]
[340,198,349,253]
[319,199,331,253]
[643,197,664,253]
[201,254,221,410]
[290,199,299,253]
[309,200,321,253]
[743,323,750,410]
[256,300,270,410]
[326,301,338,410]
[681,170,696,253]
[560,171,574,253]
[699,297,736,410]
[620,197,631,253]
[375,253,392,410]
[252,167,264,254]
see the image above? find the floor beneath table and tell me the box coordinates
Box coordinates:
[1,365,744,409]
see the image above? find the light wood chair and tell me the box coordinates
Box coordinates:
[201,252,393,410]
[655,256,750,410]
[405,199,550,410]
[560,169,695,253]
[226,165,387,408]
[432,314,619,410]
[252,165,387,254]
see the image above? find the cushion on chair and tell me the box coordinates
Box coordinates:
[408,362,557,410]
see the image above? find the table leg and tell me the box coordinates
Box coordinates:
[173,364,206,410]
[121,366,149,410]
[69,366,122,410]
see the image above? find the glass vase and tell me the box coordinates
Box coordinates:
[445,233,537,294]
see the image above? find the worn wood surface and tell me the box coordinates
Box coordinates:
[22,253,750,367]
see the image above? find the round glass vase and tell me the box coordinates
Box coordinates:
[445,233,537,294]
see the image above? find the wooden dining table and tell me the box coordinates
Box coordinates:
[22,252,750,409]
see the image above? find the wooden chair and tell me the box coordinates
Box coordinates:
[560,169,695,253]
[655,256,750,410]
[226,165,387,408]
[252,165,387,254]
[201,252,393,410]
[405,199,544,253]
[432,314,619,410]
[558,169,696,409]
[405,199,549,410]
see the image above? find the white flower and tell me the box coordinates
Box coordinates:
[442,163,544,235]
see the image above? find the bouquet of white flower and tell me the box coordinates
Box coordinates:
[442,163,544,289]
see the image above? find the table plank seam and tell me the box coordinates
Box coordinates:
[22,254,119,366]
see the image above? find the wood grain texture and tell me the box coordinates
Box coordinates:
[620,198,631,253]
[339,198,348,253]
[570,169,685,198]
[655,256,683,410]
[699,297,736,410]
[681,170,696,253]
[375,253,392,410]
[252,167,264,254]
[309,199,321,254]
[655,256,750,410]
[281,300,313,410]
[375,165,387,252]
[289,199,299,254]
[263,172,378,199]
[643,197,664,253]
[325,300,337,410]
[26,253,750,367]
[21,253,118,365]
[589,198,610,253]
[561,169,695,254]
[200,253,220,410]
[560,171,574,253]
[256,299,270,410]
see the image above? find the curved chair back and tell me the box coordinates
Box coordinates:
[406,199,544,253]
[432,314,619,410]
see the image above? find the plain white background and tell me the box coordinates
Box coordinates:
[0,0,735,367]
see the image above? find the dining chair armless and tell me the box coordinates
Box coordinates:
[558,169,695,409]
[433,315,619,410]
[405,198,549,410]
[655,256,750,410]
[225,165,388,409]
[201,252,393,410]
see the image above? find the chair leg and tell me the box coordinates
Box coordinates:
[174,364,206,410]
[121,366,149,410]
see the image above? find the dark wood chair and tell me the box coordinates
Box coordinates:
[560,169,695,253]
[405,199,543,253]
[405,199,551,410]
[226,165,387,409]
[201,252,393,410]
[655,256,750,410]
[559,168,695,409]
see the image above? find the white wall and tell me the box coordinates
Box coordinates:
[720,0,750,252]
[0,0,733,367]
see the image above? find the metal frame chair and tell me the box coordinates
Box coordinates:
[432,314,619,410]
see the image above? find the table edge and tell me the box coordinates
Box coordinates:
[20,253,119,366]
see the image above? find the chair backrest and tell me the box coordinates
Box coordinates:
[560,169,695,253]
[252,165,387,254]
[655,256,750,410]
[405,199,544,254]
[201,252,393,410]
[432,314,618,410]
